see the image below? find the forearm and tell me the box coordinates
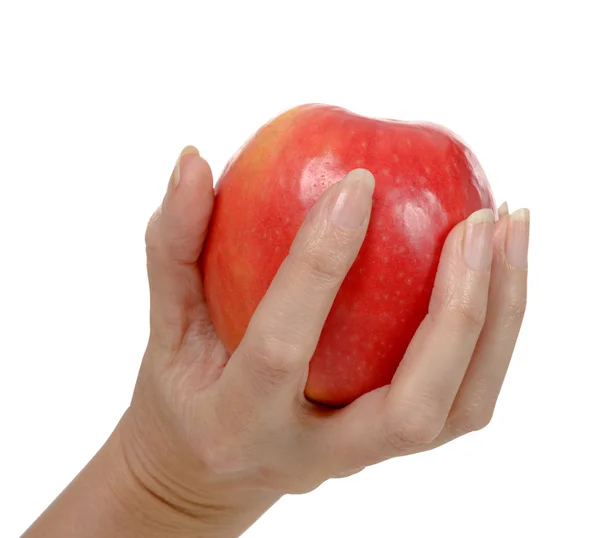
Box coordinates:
[22,417,279,538]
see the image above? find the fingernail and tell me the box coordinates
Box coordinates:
[498,201,509,219]
[463,208,494,271]
[171,145,199,188]
[506,208,530,269]
[330,169,375,228]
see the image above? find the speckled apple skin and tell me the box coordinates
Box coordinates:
[201,104,495,406]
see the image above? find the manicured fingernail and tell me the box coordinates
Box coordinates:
[330,168,375,228]
[463,208,494,271]
[506,208,530,269]
[498,201,509,218]
[171,145,199,188]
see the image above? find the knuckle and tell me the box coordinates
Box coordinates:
[385,418,440,448]
[291,223,361,285]
[448,298,488,331]
[145,210,162,254]
[448,407,494,437]
[289,245,348,285]
[332,467,366,479]
[505,292,527,325]
[385,401,445,447]
[245,337,305,386]
[144,205,194,264]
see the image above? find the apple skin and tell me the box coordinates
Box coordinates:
[202,104,495,407]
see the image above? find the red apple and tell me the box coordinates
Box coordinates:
[202,104,495,406]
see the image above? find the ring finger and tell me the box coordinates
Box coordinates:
[443,207,530,437]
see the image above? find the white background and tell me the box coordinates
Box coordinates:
[1,1,599,536]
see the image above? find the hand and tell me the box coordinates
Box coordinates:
[120,146,529,535]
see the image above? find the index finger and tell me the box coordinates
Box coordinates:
[221,168,375,404]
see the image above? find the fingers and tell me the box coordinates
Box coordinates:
[382,208,495,445]
[222,169,375,403]
[444,206,529,436]
[145,146,216,351]
[312,207,498,472]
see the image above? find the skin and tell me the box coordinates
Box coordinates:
[23,147,529,538]
[202,104,497,406]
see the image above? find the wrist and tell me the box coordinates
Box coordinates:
[24,410,279,538]
[112,408,281,538]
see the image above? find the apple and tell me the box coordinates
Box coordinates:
[202,104,495,407]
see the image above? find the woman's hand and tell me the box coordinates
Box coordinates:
[26,146,528,538]
[117,146,529,533]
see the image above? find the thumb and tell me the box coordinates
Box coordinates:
[145,146,215,351]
